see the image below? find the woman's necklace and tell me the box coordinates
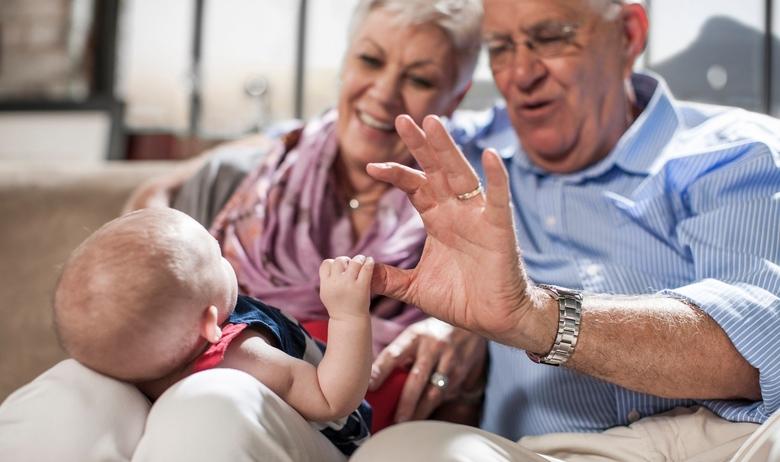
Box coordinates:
[347,196,379,211]
[348,198,362,210]
[332,157,383,211]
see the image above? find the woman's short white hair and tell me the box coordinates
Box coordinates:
[347,0,483,93]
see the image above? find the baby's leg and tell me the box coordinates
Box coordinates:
[0,359,150,461]
[133,368,347,462]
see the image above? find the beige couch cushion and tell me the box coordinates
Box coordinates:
[0,161,174,400]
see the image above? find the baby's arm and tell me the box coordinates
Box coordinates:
[220,256,373,422]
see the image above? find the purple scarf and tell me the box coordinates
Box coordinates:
[211,110,426,355]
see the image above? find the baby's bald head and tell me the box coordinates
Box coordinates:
[54,208,236,382]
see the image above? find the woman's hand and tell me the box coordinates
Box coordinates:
[121,176,177,214]
[121,155,210,214]
[369,318,486,422]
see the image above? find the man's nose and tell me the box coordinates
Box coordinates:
[509,47,547,92]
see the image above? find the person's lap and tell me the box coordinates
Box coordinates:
[0,359,344,462]
[2,360,778,462]
[0,359,149,461]
[133,367,345,462]
[351,407,767,462]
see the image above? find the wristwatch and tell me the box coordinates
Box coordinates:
[526,284,583,367]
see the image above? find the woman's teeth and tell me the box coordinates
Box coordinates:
[358,111,393,131]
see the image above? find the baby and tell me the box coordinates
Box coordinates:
[53,208,373,455]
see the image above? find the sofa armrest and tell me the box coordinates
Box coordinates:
[0,161,176,401]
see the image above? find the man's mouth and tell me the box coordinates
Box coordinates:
[524,101,550,110]
[357,111,394,132]
[516,99,557,119]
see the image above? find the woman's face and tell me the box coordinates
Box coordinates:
[337,8,463,169]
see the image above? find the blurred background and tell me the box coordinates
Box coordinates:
[0,0,778,162]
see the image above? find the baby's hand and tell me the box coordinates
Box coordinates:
[319,255,373,320]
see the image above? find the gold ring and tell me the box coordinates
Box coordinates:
[456,184,483,201]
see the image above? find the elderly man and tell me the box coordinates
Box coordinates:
[354,0,780,460]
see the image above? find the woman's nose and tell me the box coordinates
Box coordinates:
[368,71,402,107]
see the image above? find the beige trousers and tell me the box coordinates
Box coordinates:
[0,359,345,462]
[2,359,779,462]
[351,407,766,462]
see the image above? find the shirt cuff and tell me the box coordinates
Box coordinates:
[662,278,780,424]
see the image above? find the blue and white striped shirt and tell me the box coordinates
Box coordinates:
[450,73,780,439]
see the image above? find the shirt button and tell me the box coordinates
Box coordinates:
[586,264,601,276]
[545,215,557,228]
[627,409,641,423]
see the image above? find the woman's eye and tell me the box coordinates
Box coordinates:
[359,54,382,68]
[408,76,434,89]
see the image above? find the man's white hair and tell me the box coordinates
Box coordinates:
[588,0,644,19]
[347,0,483,93]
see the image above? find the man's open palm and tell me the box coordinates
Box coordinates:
[367,115,534,346]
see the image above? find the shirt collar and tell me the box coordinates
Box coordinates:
[487,72,682,180]
[607,72,682,177]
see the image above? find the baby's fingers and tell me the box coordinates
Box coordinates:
[333,256,350,273]
[358,257,375,284]
[319,259,334,280]
[347,255,366,279]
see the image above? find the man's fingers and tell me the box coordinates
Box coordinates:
[366,162,426,195]
[483,148,513,226]
[366,162,439,213]
[395,115,441,174]
[422,116,481,197]
[370,262,414,304]
[396,115,452,200]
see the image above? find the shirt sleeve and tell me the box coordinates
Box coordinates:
[661,140,780,424]
[172,140,270,227]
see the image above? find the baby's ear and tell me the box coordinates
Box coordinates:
[200,305,222,343]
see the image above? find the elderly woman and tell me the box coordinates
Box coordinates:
[125,0,486,429]
[0,1,484,461]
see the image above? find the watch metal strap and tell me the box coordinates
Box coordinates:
[527,284,582,366]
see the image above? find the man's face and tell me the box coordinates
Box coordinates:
[483,0,635,173]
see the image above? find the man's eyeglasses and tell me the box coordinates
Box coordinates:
[484,21,581,71]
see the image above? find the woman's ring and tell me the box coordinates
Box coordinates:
[456,184,483,201]
[430,372,449,390]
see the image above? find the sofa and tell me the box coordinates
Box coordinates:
[3,161,780,461]
[0,161,174,401]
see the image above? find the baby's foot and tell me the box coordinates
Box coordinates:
[319,255,374,320]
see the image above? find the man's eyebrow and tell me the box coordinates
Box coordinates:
[483,31,512,41]
[524,19,578,33]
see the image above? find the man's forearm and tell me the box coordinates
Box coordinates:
[523,292,761,401]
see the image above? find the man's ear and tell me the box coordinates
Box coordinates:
[200,305,222,343]
[443,80,472,117]
[621,3,649,76]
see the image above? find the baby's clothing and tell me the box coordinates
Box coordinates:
[193,295,372,456]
